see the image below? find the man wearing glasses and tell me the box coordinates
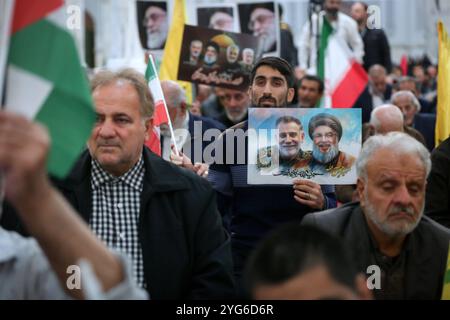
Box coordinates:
[308,113,356,175]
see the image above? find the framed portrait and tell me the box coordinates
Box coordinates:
[237,1,280,57]
[196,4,240,33]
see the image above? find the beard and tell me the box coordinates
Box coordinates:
[279,143,301,160]
[146,22,168,49]
[258,30,277,53]
[225,108,247,123]
[363,190,423,238]
[312,143,339,164]
[204,54,217,65]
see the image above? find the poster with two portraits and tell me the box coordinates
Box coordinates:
[177,1,281,90]
[248,108,362,185]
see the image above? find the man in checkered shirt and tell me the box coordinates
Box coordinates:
[54,69,235,299]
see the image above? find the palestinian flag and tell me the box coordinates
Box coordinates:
[4,0,95,178]
[318,17,368,108]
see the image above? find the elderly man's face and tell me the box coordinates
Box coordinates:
[358,148,426,238]
[227,46,239,63]
[88,81,149,177]
[278,121,304,160]
[144,6,168,49]
[249,65,294,108]
[220,88,250,123]
[393,95,417,126]
[312,125,339,164]
[249,8,276,52]
[209,11,234,31]
[190,41,203,58]
[204,46,218,65]
[243,50,254,65]
[369,74,387,96]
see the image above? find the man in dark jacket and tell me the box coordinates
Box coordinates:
[55,68,235,299]
[302,132,450,299]
[351,1,392,72]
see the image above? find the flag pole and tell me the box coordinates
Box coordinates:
[148,54,180,155]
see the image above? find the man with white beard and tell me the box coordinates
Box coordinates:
[143,3,168,50]
[160,80,225,165]
[248,4,277,54]
[307,113,355,175]
[214,88,250,129]
[302,132,450,299]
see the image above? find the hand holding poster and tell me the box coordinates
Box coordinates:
[247,108,361,185]
[177,25,260,90]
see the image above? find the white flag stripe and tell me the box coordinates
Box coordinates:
[5,65,53,119]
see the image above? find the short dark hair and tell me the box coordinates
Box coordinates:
[250,56,295,88]
[308,113,343,141]
[299,75,324,94]
[244,224,358,297]
[275,115,303,131]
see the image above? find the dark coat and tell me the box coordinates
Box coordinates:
[302,202,450,299]
[361,28,392,73]
[54,147,236,299]
[426,136,450,227]
[353,84,392,123]
[413,113,436,151]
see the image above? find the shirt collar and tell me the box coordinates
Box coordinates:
[91,156,145,192]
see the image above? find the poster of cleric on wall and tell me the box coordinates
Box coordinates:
[177,25,261,90]
[247,108,362,185]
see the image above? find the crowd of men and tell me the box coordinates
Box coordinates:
[1,0,449,300]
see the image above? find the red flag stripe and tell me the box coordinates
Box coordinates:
[11,0,63,34]
[153,101,169,126]
[332,61,368,108]
[145,127,162,156]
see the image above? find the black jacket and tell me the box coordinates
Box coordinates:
[302,202,450,299]
[353,84,392,123]
[426,136,450,227]
[361,28,392,73]
[54,147,236,299]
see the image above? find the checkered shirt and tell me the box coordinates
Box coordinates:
[90,157,145,288]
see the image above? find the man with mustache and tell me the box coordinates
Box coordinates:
[302,132,450,299]
[208,57,336,296]
[46,69,235,299]
[257,116,311,173]
[308,113,356,176]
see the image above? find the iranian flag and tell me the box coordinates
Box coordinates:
[318,17,368,108]
[144,54,176,156]
[4,0,95,178]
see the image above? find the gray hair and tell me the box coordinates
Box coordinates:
[91,68,154,119]
[370,104,404,131]
[356,132,431,179]
[391,90,421,112]
[161,80,186,110]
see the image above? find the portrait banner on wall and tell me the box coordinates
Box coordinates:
[196,4,240,33]
[237,1,280,57]
[177,24,261,90]
[247,108,362,185]
[137,0,169,66]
